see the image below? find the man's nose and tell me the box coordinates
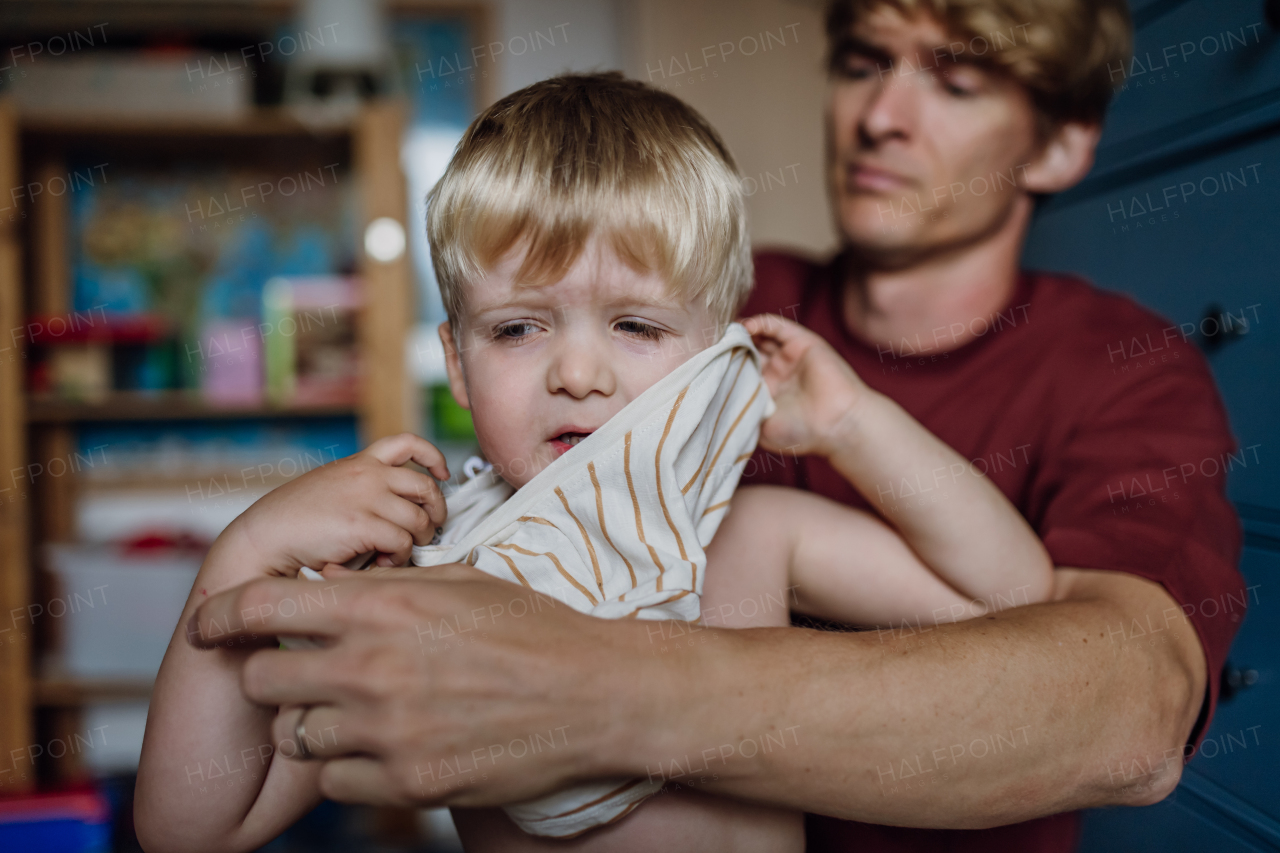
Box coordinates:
[547,334,617,399]
[859,69,917,144]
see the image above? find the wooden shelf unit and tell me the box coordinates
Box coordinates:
[0,101,417,791]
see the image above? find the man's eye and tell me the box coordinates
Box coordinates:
[836,58,878,81]
[616,319,665,340]
[493,322,539,341]
[939,71,978,97]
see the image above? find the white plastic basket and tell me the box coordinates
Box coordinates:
[43,544,201,679]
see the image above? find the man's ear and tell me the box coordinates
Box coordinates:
[1022,121,1102,195]
[438,321,471,411]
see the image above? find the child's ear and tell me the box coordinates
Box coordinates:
[438,321,471,410]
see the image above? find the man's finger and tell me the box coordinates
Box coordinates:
[274,704,360,761]
[365,433,450,481]
[241,647,348,706]
[319,757,408,806]
[188,577,350,647]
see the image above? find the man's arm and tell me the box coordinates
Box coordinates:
[188,563,1204,825]
[685,565,1205,826]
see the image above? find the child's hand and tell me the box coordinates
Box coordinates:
[743,314,871,458]
[229,433,450,576]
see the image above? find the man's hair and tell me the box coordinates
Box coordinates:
[825,0,1132,129]
[426,72,751,326]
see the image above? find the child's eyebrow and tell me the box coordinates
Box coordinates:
[467,292,560,315]
[469,289,687,316]
[605,295,686,311]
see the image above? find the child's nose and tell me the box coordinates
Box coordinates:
[547,337,617,399]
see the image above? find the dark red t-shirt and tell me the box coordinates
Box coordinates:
[740,251,1245,853]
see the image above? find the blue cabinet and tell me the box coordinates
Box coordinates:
[1021,1,1280,847]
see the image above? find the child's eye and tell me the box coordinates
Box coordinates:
[615,319,666,340]
[493,321,540,341]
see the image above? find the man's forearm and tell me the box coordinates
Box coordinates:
[616,568,1205,827]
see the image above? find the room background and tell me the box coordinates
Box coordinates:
[0,1,1274,850]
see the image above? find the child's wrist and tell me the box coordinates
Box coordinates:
[814,386,878,461]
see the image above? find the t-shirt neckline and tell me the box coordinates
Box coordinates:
[823,255,1035,366]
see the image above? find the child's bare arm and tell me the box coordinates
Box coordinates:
[710,485,1030,628]
[135,434,448,853]
[742,314,1053,615]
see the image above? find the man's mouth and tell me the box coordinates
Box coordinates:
[846,161,912,193]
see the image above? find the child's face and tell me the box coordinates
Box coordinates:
[442,235,719,488]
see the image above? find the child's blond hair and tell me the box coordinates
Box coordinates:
[426,72,751,326]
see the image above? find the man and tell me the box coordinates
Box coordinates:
[187,1,1243,851]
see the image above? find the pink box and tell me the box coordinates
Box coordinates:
[199,318,263,405]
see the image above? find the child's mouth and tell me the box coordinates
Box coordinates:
[551,432,592,454]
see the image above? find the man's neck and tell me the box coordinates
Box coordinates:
[842,195,1032,354]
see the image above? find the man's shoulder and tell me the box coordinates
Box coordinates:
[1021,271,1226,424]
[1024,270,1181,345]
[1021,270,1213,376]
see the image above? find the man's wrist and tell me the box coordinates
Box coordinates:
[585,619,722,777]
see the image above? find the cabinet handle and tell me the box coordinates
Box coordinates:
[1221,663,1259,700]
[1196,303,1249,354]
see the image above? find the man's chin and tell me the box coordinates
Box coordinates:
[840,214,936,266]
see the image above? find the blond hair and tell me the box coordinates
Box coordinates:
[826,0,1132,128]
[426,72,751,326]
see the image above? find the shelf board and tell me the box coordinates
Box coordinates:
[19,107,356,139]
[27,393,357,423]
[35,678,153,707]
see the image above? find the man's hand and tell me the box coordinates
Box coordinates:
[186,566,665,808]
[743,314,871,457]
[231,433,450,576]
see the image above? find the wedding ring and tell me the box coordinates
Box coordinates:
[295,706,315,760]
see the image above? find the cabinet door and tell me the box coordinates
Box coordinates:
[1186,542,1278,813]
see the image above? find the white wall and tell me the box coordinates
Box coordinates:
[494,0,627,96]
[623,0,838,257]
[413,0,837,262]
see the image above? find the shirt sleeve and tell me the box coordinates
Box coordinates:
[1028,354,1244,749]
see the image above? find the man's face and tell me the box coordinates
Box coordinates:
[443,236,719,489]
[827,7,1042,263]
